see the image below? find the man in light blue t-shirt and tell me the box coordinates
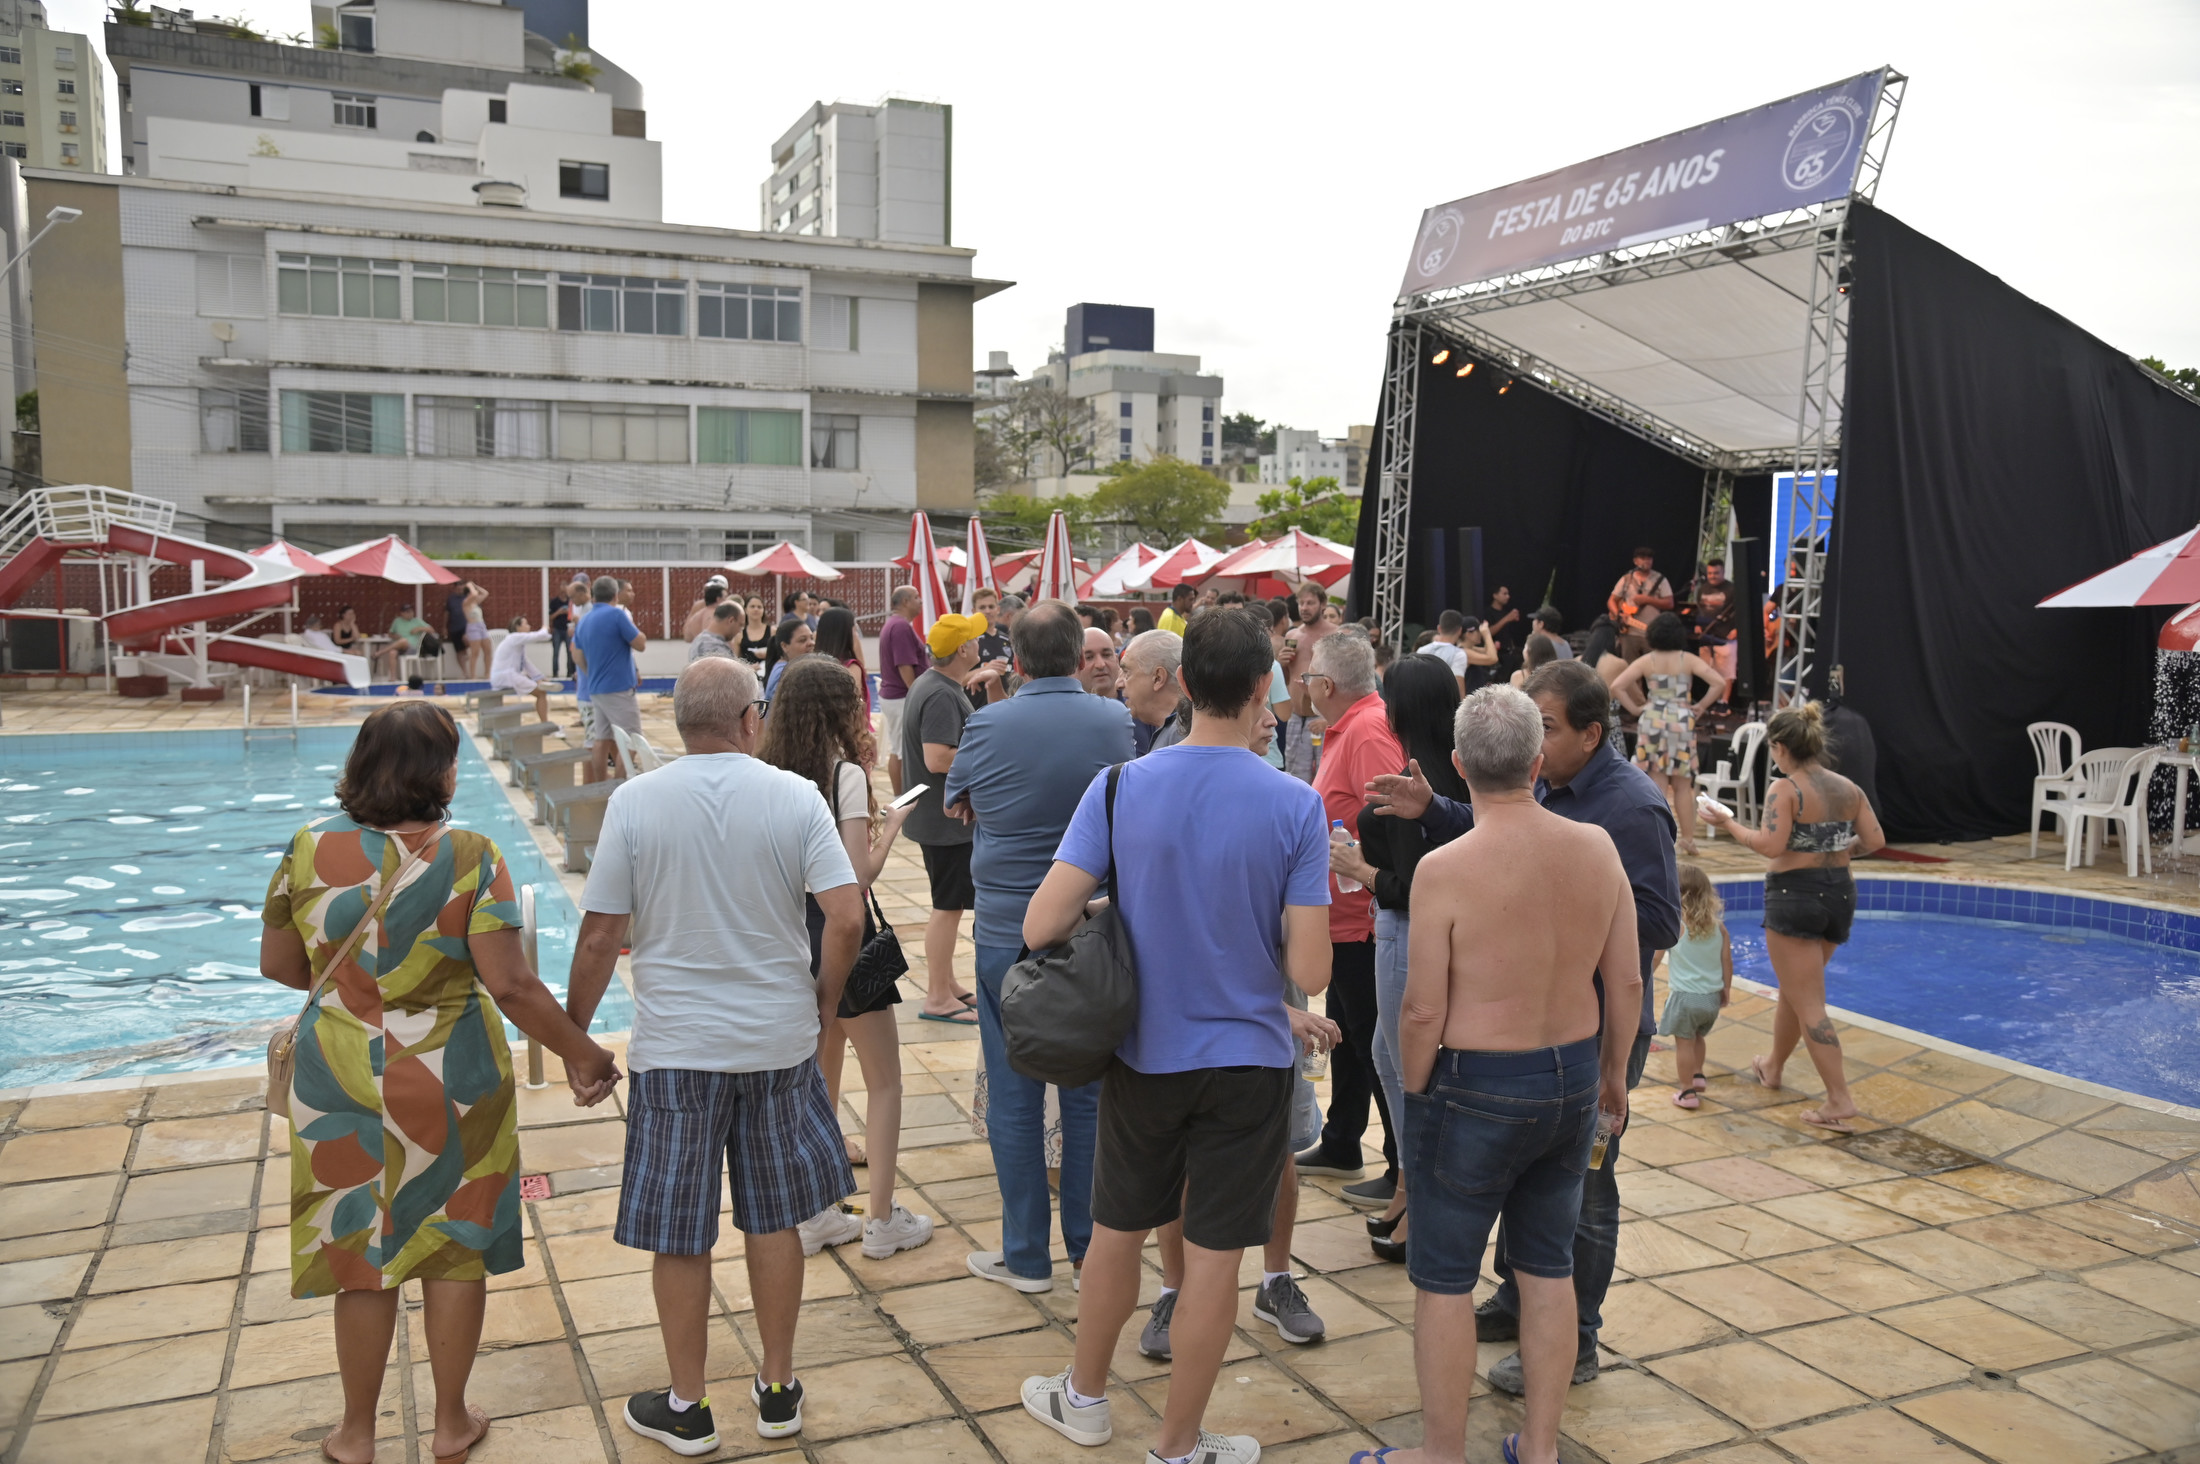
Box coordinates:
[1015,606,1332,1464]
[571,575,645,784]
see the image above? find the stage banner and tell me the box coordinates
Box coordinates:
[1769,470,1837,590]
[1399,69,1885,298]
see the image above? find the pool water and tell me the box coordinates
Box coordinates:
[0,728,629,1088]
[1721,880,2200,1109]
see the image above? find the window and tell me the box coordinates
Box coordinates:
[279,391,403,455]
[55,79,74,96]
[1119,402,1132,417]
[558,161,608,199]
[58,143,76,162]
[57,111,74,130]
[698,283,801,344]
[1119,428,1133,444]
[0,143,21,159]
[810,414,859,470]
[697,407,802,466]
[832,531,858,561]
[1201,431,1213,447]
[554,274,684,336]
[339,12,375,51]
[1,81,19,96]
[1202,404,1214,421]
[561,526,711,561]
[196,254,265,317]
[52,45,73,65]
[553,402,688,463]
[277,254,400,319]
[413,265,549,328]
[201,387,269,453]
[0,112,20,128]
[415,397,548,458]
[333,93,377,130]
[810,293,852,350]
[248,83,260,116]
[487,98,506,124]
[0,47,18,64]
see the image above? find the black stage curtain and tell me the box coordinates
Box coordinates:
[1349,349,1706,636]
[1826,201,2200,841]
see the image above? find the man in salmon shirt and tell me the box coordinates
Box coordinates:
[1296,631,1403,1184]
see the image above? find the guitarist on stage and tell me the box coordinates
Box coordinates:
[1607,546,1675,661]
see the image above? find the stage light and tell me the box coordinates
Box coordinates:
[1431,349,1451,365]
[1455,362,1474,377]
[1499,377,1515,394]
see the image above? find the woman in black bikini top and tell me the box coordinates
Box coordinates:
[1699,702,1884,1132]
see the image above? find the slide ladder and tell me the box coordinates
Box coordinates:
[0,486,368,688]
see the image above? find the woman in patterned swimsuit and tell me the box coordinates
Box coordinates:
[1610,611,1728,854]
[260,702,621,1464]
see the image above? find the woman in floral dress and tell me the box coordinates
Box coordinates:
[1610,610,1729,855]
[261,701,620,1464]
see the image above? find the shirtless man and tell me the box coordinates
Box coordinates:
[1278,579,1336,781]
[1394,684,1640,1464]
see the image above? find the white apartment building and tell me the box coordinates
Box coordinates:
[761,98,949,245]
[43,0,1002,561]
[0,1,104,173]
[1259,427,1354,486]
[1027,347,1223,473]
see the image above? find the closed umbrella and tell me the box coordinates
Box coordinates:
[1033,511,1080,603]
[898,512,954,636]
[962,517,999,613]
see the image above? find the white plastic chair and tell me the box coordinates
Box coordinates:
[1695,721,1767,836]
[2027,721,2083,857]
[608,723,644,779]
[2063,747,2151,877]
[627,732,675,772]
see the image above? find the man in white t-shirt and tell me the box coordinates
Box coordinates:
[489,613,558,722]
[565,656,862,1454]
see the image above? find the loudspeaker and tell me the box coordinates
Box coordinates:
[1728,536,1765,707]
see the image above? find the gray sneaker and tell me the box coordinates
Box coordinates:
[1486,1347,1598,1396]
[1136,1289,1177,1360]
[1253,1273,1326,1345]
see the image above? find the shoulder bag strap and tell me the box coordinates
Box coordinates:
[297,825,442,1017]
[1103,762,1123,907]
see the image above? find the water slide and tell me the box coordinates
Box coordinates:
[0,486,368,687]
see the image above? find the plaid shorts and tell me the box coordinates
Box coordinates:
[614,1063,854,1252]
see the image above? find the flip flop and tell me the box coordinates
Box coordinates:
[1689,1073,1708,1093]
[434,1405,490,1464]
[318,1440,365,1464]
[918,1007,980,1026]
[1673,1089,1701,1110]
[1800,1108,1857,1134]
[1747,1055,1781,1090]
[1347,1450,1401,1463]
[1502,1434,1523,1464]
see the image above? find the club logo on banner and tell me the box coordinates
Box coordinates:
[1782,95,1865,192]
[1399,68,1886,299]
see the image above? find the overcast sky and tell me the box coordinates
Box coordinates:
[57,0,2200,434]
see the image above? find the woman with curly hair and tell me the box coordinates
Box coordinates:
[754,656,935,1260]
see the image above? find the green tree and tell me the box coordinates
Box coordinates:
[1220,411,1265,449]
[557,35,601,84]
[1249,475,1358,543]
[983,489,1100,546]
[2141,356,2200,394]
[1089,457,1229,545]
[973,422,1016,490]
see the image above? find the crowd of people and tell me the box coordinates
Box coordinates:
[259,546,1890,1464]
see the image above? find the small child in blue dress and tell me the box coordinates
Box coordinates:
[1661,863,1733,1109]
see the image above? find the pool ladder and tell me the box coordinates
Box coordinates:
[240,682,300,741]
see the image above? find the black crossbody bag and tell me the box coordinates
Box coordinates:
[816,761,909,1011]
[999,763,1139,1087]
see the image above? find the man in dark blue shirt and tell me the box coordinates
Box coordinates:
[1366,658,1678,1391]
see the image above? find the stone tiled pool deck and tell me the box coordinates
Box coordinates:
[1,689,2196,1462]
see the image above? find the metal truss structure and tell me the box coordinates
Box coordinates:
[1368,71,1908,682]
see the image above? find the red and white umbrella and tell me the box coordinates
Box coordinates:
[726,540,843,581]
[962,517,999,613]
[1032,511,1080,603]
[1125,537,1225,592]
[899,512,954,636]
[1193,537,1274,584]
[249,539,343,576]
[321,535,459,585]
[1234,527,1354,587]
[2039,525,2200,607]
[1085,543,1162,598]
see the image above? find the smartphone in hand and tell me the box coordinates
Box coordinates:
[888,783,930,811]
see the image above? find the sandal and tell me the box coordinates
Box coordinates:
[1348,1451,1402,1463]
[1502,1434,1524,1464]
[844,1135,867,1168]
[917,1006,980,1026]
[1799,1108,1857,1134]
[1673,1089,1701,1110]
[1747,1055,1781,1090]
[434,1405,490,1464]
[319,1440,368,1464]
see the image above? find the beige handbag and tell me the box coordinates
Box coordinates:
[266,828,441,1121]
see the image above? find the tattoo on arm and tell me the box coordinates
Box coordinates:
[1805,1016,1840,1047]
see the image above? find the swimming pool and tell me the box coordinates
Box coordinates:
[0,727,630,1088]
[1718,877,2200,1109]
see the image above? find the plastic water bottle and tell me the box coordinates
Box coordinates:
[1332,820,1363,894]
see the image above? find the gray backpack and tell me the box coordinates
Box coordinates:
[999,763,1139,1088]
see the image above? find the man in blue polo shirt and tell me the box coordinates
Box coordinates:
[942,601,1134,1294]
[1366,656,1679,1394]
[572,574,646,784]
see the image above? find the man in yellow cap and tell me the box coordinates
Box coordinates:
[899,612,1000,1024]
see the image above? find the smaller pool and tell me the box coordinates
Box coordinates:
[0,728,630,1088]
[1717,878,2200,1109]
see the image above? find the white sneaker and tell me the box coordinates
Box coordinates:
[797,1204,863,1257]
[1022,1368,1111,1446]
[861,1204,935,1259]
[966,1250,1053,1293]
[1146,1429,1261,1463]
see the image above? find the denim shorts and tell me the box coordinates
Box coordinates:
[1764,867,1855,944]
[1402,1036,1601,1296]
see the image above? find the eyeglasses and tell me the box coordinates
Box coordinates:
[1298,673,1333,687]
[747,698,770,718]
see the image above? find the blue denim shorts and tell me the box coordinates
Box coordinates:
[1401,1036,1601,1296]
